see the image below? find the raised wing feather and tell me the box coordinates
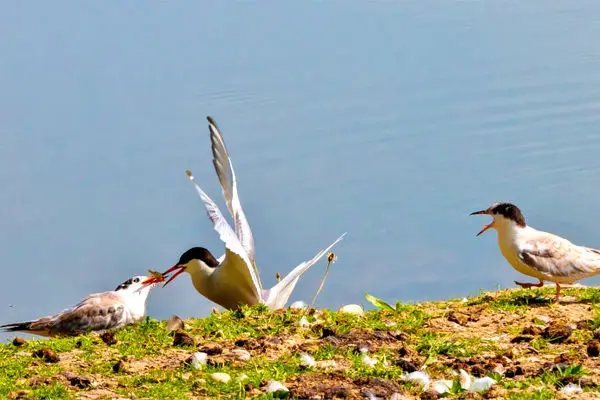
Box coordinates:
[263,232,347,309]
[518,233,600,280]
[186,170,262,300]
[207,117,257,272]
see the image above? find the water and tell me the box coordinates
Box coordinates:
[2,2,600,341]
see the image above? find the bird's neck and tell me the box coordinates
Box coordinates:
[495,219,530,248]
[119,291,148,321]
[187,261,215,298]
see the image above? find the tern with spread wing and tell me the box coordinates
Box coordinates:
[143,117,346,310]
[1,276,155,337]
[471,202,600,302]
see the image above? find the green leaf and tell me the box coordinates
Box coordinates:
[364,293,396,311]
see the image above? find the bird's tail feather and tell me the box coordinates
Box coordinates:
[263,233,346,310]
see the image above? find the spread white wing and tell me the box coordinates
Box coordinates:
[518,233,600,280]
[263,232,347,309]
[207,117,257,274]
[186,170,262,304]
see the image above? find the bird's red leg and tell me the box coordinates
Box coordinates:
[514,279,544,289]
[554,283,561,303]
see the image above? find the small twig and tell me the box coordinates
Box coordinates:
[310,252,337,307]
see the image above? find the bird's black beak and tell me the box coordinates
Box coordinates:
[470,209,489,216]
[470,209,494,236]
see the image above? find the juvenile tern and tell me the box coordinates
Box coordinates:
[142,117,346,310]
[1,276,155,337]
[471,202,600,302]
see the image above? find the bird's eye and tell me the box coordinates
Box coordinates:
[133,278,140,283]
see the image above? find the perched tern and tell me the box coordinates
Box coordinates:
[1,276,155,337]
[471,202,600,302]
[142,117,346,310]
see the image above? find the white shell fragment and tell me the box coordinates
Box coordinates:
[560,383,583,394]
[264,380,289,394]
[403,371,430,388]
[459,369,472,389]
[338,304,364,315]
[299,352,316,368]
[361,353,378,368]
[298,316,310,328]
[190,352,208,369]
[469,376,496,392]
[432,380,453,394]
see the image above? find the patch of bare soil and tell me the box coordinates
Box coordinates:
[286,372,407,400]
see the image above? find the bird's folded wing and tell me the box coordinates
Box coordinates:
[264,232,347,310]
[518,235,600,278]
[207,117,257,272]
[186,170,262,299]
[37,292,127,334]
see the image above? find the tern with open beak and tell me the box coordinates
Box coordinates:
[142,117,346,310]
[471,202,600,302]
[1,276,155,337]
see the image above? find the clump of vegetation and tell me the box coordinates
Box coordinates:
[2,286,600,399]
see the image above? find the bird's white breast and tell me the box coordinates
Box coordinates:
[496,225,548,280]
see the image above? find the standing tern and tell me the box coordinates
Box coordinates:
[471,202,600,302]
[142,117,346,310]
[1,276,155,337]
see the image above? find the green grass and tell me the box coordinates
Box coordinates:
[2,288,600,399]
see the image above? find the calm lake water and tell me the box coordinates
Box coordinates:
[2,2,600,341]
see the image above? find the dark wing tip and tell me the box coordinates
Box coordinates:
[0,321,32,332]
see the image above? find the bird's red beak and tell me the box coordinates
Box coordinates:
[141,275,163,287]
[470,209,494,236]
[160,265,187,287]
[140,264,186,288]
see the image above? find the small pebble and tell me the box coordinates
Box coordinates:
[299,352,316,368]
[492,364,505,375]
[264,380,289,395]
[560,383,583,394]
[190,352,208,370]
[173,330,195,347]
[230,349,251,361]
[210,372,231,383]
[469,376,495,393]
[290,301,306,309]
[32,348,59,363]
[362,389,377,400]
[166,315,185,332]
[536,315,552,324]
[99,331,117,346]
[338,304,364,315]
[12,337,26,346]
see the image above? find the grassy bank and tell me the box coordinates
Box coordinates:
[3,287,600,399]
